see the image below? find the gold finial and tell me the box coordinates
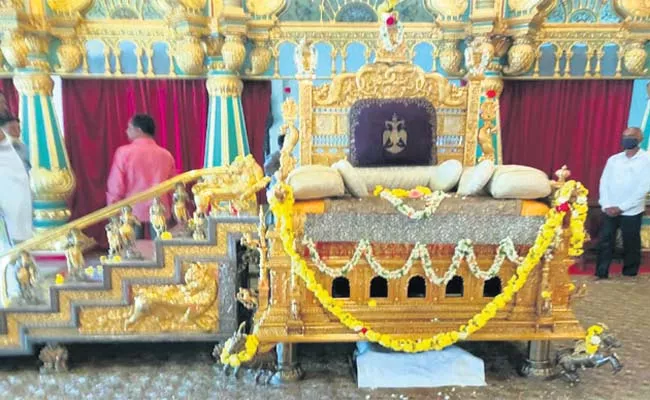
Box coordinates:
[281,98,298,123]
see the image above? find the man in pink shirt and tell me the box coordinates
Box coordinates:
[106,114,176,239]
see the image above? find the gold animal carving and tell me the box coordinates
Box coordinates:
[124,262,218,332]
[236,287,259,310]
[213,322,277,383]
[38,343,69,374]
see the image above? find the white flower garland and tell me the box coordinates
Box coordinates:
[302,237,522,286]
[379,190,449,220]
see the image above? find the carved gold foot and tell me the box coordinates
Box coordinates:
[39,343,69,374]
[520,340,555,378]
[270,343,304,385]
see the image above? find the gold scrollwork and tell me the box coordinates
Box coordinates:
[0,30,28,69]
[174,36,206,75]
[247,41,273,75]
[478,98,497,162]
[56,39,83,73]
[504,36,535,76]
[614,0,650,19]
[46,0,93,15]
[247,0,285,16]
[33,209,71,221]
[623,41,648,75]
[30,167,76,202]
[438,41,463,76]
[221,34,246,72]
[13,73,54,96]
[206,74,243,97]
[425,0,468,17]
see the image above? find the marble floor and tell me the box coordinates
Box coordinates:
[1,275,649,400]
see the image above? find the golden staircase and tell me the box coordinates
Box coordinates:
[0,156,268,358]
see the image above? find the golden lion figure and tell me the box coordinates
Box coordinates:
[124,262,218,331]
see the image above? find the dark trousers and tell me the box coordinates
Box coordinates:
[134,222,157,240]
[596,212,643,277]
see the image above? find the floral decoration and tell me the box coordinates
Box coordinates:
[374,186,449,220]
[219,334,260,367]
[486,90,497,99]
[303,236,521,284]
[585,324,604,355]
[55,274,65,285]
[160,231,173,240]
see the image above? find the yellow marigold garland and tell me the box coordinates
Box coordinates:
[219,335,260,367]
[219,179,589,364]
[584,324,604,355]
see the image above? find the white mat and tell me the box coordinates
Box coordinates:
[356,342,487,388]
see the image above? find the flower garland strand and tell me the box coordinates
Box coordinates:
[374,186,450,220]
[303,236,521,285]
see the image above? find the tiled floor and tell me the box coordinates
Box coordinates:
[0,275,648,400]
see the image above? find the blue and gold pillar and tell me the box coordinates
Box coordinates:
[203,58,250,166]
[13,35,75,231]
[204,0,249,167]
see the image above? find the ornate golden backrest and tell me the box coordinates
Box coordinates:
[294,61,471,167]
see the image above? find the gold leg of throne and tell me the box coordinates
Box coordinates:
[520,340,555,377]
[270,343,305,385]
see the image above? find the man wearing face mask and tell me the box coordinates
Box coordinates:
[596,127,650,279]
[0,115,33,245]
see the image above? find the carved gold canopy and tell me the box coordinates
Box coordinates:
[296,61,471,167]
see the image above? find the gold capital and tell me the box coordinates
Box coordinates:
[206,75,243,97]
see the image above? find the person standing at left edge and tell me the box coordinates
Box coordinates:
[596,127,650,279]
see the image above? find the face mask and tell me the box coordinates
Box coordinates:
[622,137,639,150]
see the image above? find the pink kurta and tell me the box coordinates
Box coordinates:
[106,137,176,222]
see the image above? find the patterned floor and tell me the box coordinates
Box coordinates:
[1,275,649,400]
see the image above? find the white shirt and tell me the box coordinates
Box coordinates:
[0,137,33,241]
[599,149,650,216]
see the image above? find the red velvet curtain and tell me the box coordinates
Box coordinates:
[241,80,272,204]
[0,78,19,115]
[500,80,634,200]
[63,79,208,244]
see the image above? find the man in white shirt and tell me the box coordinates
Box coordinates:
[0,115,33,244]
[596,127,650,278]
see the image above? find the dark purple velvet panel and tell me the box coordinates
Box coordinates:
[349,98,436,167]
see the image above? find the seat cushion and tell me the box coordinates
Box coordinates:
[429,159,463,192]
[488,165,552,199]
[332,159,369,197]
[457,160,495,196]
[287,165,345,200]
[356,166,434,191]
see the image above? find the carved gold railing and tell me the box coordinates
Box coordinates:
[1,155,270,305]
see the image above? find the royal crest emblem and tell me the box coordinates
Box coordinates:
[383,114,408,154]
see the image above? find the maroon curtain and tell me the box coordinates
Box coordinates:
[241,80,272,204]
[500,80,634,200]
[0,78,19,115]
[63,79,208,244]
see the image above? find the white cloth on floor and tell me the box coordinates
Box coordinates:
[356,342,486,388]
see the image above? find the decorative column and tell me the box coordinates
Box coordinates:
[463,36,509,165]
[203,1,250,167]
[14,37,76,231]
